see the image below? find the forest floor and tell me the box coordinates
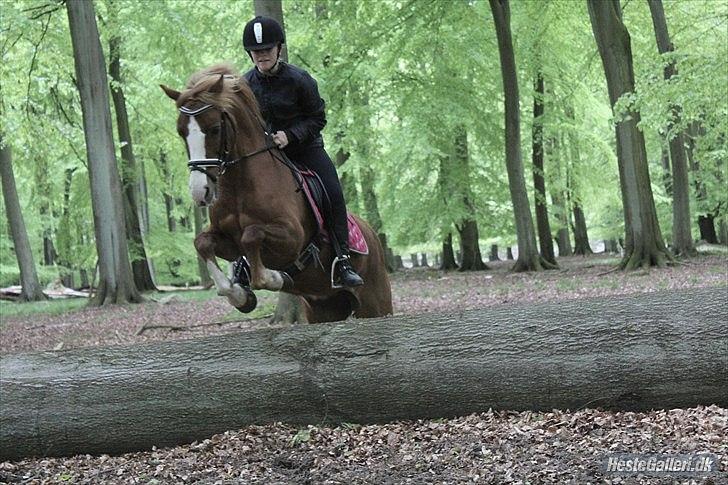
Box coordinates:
[1,252,727,483]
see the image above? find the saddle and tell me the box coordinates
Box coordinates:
[295,167,369,255]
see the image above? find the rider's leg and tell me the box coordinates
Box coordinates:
[294,145,363,287]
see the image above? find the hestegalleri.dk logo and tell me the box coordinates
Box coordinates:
[602,453,721,476]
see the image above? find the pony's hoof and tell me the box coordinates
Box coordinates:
[235,289,257,313]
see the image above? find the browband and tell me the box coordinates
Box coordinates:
[180,104,214,116]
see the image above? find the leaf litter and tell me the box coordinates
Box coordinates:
[1,254,726,483]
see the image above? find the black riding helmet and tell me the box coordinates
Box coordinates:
[243,16,285,52]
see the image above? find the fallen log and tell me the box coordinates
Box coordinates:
[1,287,726,460]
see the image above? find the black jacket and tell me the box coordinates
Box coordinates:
[244,62,326,151]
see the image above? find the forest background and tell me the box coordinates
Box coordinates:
[1,0,726,296]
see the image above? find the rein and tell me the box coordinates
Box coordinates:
[180,103,276,182]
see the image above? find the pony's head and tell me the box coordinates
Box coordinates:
[161,63,264,206]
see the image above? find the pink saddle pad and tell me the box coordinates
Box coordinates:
[300,179,369,255]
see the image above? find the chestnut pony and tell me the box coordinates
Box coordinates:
[161,65,392,322]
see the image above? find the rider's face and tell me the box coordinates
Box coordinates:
[251,46,279,73]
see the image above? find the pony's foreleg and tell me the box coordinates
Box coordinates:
[194,232,251,309]
[240,225,292,292]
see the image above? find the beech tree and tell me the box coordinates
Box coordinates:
[587,0,672,269]
[531,70,557,265]
[489,0,548,272]
[108,0,156,291]
[647,0,695,257]
[0,134,46,301]
[66,0,141,304]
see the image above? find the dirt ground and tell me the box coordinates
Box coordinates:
[1,254,727,484]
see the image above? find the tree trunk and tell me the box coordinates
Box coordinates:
[379,233,395,273]
[109,32,156,292]
[564,106,592,256]
[686,125,718,244]
[489,0,542,272]
[531,70,557,266]
[57,168,77,288]
[647,0,695,257]
[333,148,358,212]
[659,141,672,196]
[453,131,488,271]
[158,151,177,233]
[548,137,572,257]
[489,244,500,261]
[698,215,718,244]
[507,247,514,260]
[440,232,458,270]
[719,217,728,246]
[193,206,212,287]
[66,0,140,304]
[2,287,725,460]
[138,157,150,235]
[40,207,56,267]
[588,0,671,270]
[457,218,488,271]
[0,136,46,301]
[360,165,394,272]
[571,203,593,255]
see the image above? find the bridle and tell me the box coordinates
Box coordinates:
[179,103,275,183]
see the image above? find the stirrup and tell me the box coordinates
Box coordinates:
[232,256,252,287]
[330,255,363,289]
[331,255,345,289]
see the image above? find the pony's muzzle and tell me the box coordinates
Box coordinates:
[189,171,214,206]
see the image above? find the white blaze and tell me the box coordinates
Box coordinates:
[186,116,209,204]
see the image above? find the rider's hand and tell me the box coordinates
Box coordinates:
[272,131,289,148]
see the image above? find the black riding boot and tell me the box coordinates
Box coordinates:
[332,217,364,288]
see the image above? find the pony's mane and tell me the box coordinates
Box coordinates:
[178,63,264,146]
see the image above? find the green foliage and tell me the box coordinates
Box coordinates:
[1,0,726,287]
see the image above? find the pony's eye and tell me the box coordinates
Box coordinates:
[208,125,221,136]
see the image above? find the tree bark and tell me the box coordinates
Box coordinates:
[587,0,672,270]
[548,138,572,257]
[719,217,728,246]
[489,244,500,261]
[457,218,488,271]
[490,0,542,272]
[359,165,394,272]
[571,203,593,255]
[686,124,718,244]
[1,287,725,460]
[564,106,592,256]
[531,71,557,266]
[440,232,458,270]
[109,29,156,292]
[659,140,672,197]
[647,0,695,257]
[0,136,46,301]
[333,148,358,211]
[66,0,140,304]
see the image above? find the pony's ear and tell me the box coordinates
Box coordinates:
[160,84,181,101]
[208,74,225,94]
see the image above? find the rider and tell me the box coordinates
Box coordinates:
[241,16,363,288]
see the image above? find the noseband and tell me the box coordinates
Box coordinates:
[179,103,275,183]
